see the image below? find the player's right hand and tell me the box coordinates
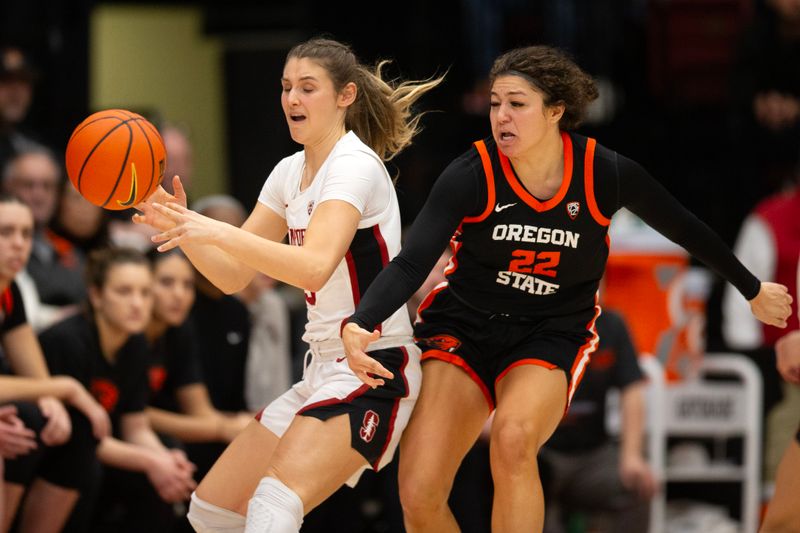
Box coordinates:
[132,175,188,232]
[63,378,111,440]
[341,322,394,388]
[0,405,37,459]
[146,450,197,503]
[749,281,792,328]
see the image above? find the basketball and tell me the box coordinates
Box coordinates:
[65,109,166,210]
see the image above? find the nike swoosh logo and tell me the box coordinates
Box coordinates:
[336,356,346,363]
[117,162,139,207]
[495,202,516,213]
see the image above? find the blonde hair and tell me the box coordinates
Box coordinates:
[287,38,443,161]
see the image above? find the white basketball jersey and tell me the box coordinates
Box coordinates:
[258,132,412,343]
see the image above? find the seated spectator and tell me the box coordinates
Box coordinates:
[145,248,250,444]
[191,194,292,410]
[539,309,657,533]
[0,195,108,533]
[41,247,195,533]
[3,148,85,330]
[0,47,40,172]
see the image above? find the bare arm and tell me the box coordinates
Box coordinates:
[153,199,362,293]
[619,381,657,499]
[3,324,50,378]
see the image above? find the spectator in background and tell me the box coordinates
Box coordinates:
[730,0,800,198]
[0,195,109,533]
[0,47,40,172]
[161,124,194,197]
[3,148,85,331]
[539,308,656,533]
[191,194,293,411]
[42,247,196,533]
[722,158,800,479]
[49,181,109,257]
[760,257,800,533]
[144,248,251,447]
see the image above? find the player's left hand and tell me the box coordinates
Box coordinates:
[749,282,792,328]
[150,202,230,251]
[776,330,800,385]
[132,175,188,232]
[37,396,72,446]
[341,322,394,388]
[619,453,658,500]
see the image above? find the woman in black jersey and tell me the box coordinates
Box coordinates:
[342,45,794,532]
[144,249,250,447]
[0,195,109,533]
[41,247,196,532]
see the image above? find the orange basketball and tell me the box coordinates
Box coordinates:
[65,109,166,210]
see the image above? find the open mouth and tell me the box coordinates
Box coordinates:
[499,132,516,141]
[290,114,307,122]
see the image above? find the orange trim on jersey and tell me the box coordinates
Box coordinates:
[584,138,610,226]
[498,131,573,212]
[421,349,494,410]
[414,282,448,324]
[443,223,464,277]
[566,296,602,410]
[463,141,496,223]
[494,358,558,387]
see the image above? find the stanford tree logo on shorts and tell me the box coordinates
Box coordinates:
[359,410,380,442]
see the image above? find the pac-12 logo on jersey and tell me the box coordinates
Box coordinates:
[566,201,580,220]
[307,201,315,215]
[359,410,380,442]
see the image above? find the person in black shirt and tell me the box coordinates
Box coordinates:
[42,247,196,532]
[540,309,655,533]
[0,195,109,533]
[145,249,250,446]
[342,45,793,532]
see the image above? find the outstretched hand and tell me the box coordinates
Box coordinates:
[132,175,188,232]
[341,322,394,388]
[150,202,229,252]
[749,282,793,328]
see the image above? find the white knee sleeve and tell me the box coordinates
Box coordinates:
[244,476,304,533]
[187,492,246,533]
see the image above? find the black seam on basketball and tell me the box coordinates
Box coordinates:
[130,119,158,201]
[68,116,124,145]
[76,119,134,193]
[100,121,134,208]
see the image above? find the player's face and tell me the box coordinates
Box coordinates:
[490,75,563,158]
[152,254,195,327]
[280,57,347,146]
[91,263,153,335]
[0,202,33,282]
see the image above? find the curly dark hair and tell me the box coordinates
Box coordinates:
[489,46,598,130]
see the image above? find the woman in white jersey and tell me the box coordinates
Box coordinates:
[133,37,442,532]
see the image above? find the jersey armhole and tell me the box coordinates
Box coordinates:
[463,140,496,223]
[584,138,611,226]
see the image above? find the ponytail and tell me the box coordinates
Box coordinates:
[287,38,444,161]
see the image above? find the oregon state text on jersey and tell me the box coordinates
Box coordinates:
[446,133,609,317]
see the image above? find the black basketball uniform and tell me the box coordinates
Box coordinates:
[350,133,761,410]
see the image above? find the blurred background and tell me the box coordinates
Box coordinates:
[1,0,799,531]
